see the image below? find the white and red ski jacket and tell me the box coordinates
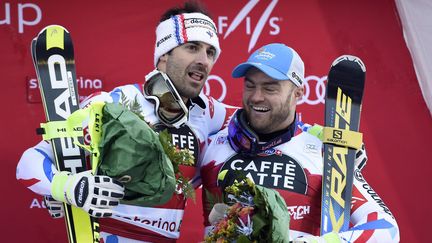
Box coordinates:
[198,126,400,242]
[16,84,237,243]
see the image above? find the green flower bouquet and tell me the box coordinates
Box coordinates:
[205,176,290,243]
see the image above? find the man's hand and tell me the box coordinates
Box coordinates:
[43,195,64,219]
[51,170,124,218]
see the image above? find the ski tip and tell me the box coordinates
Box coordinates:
[332,55,366,72]
[38,24,69,35]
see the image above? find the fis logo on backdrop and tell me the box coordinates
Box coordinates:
[217,0,281,52]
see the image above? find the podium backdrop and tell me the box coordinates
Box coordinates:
[2,1,431,242]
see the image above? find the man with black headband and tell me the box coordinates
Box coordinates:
[199,43,399,242]
[16,1,236,242]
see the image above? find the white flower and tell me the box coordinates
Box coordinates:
[236,214,253,236]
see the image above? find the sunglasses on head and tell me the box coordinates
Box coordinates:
[144,69,189,128]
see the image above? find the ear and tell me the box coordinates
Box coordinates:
[294,86,304,100]
[157,54,169,72]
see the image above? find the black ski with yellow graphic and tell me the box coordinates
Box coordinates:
[320,55,366,235]
[32,25,99,243]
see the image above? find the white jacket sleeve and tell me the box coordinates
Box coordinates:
[16,140,57,195]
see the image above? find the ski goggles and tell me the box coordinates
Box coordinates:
[228,109,296,156]
[228,111,257,156]
[144,69,188,128]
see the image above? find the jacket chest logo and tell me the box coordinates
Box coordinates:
[220,153,308,194]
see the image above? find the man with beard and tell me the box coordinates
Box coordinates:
[199,43,400,242]
[16,1,236,242]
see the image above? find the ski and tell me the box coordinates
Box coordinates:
[32,25,99,243]
[320,55,366,235]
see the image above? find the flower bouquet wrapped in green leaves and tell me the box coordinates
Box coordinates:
[205,171,290,243]
[78,100,195,207]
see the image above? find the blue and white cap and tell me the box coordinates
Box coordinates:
[232,43,304,86]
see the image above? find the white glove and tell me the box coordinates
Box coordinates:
[355,143,367,171]
[293,232,341,243]
[43,195,64,219]
[51,170,124,218]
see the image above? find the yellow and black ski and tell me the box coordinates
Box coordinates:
[32,25,99,243]
[320,55,366,235]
